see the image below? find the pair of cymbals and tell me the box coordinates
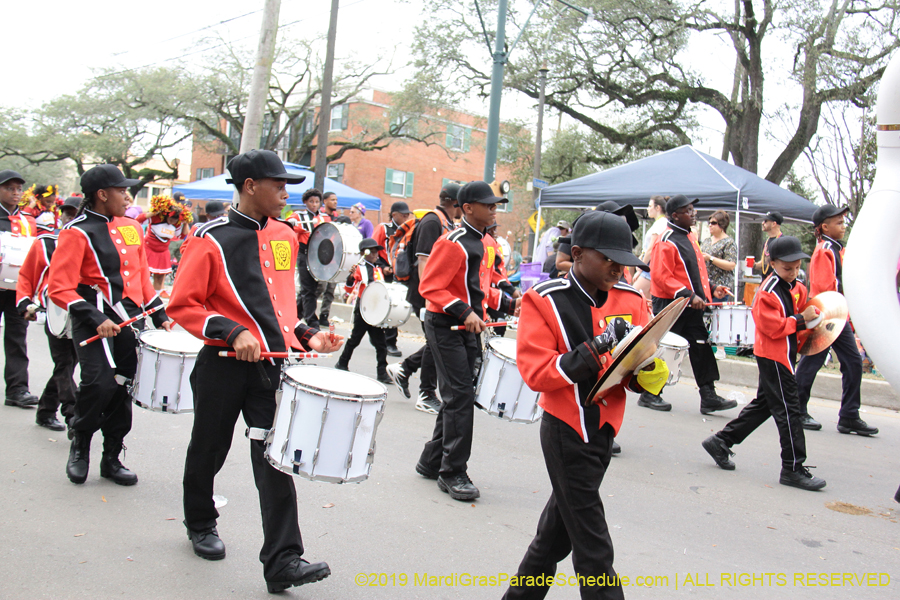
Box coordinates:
[588,296,689,405]
[798,291,849,355]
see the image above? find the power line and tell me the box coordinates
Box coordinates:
[111,10,262,57]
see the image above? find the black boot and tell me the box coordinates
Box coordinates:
[699,384,737,414]
[66,431,92,484]
[100,441,138,486]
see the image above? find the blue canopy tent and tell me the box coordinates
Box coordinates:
[174,162,381,211]
[536,145,818,291]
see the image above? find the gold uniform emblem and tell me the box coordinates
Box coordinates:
[117,226,140,245]
[271,240,292,271]
[486,246,495,270]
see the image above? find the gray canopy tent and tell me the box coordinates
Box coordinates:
[536,145,818,291]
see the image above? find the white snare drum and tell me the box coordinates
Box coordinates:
[0,233,36,290]
[654,332,689,386]
[45,295,71,339]
[475,337,542,423]
[307,222,363,283]
[266,366,386,483]
[132,330,204,414]
[360,281,411,328]
[709,306,755,346]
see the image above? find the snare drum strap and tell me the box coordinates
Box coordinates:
[245,427,269,441]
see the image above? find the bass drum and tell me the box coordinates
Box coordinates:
[359,281,411,328]
[307,222,363,283]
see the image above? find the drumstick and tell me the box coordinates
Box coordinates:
[79,305,164,347]
[450,321,509,331]
[706,302,743,307]
[217,351,333,359]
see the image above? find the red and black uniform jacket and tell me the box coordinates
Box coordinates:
[167,209,318,351]
[15,232,57,313]
[808,235,844,296]
[289,208,330,250]
[407,206,456,313]
[650,221,712,301]
[345,258,387,310]
[372,219,400,265]
[752,273,812,373]
[0,203,36,238]
[517,275,650,442]
[420,218,512,323]
[48,210,167,329]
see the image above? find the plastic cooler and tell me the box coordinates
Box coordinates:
[519,262,549,292]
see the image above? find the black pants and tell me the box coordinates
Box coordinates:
[316,280,337,323]
[503,416,623,600]
[296,251,321,329]
[400,316,437,395]
[717,357,807,471]
[337,307,388,379]
[70,306,137,449]
[795,322,861,420]
[38,322,78,423]
[384,327,398,348]
[0,289,29,396]
[419,311,479,476]
[653,297,719,389]
[183,347,304,580]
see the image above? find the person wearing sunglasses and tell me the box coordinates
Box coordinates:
[701,210,737,302]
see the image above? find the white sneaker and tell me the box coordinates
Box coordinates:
[415,392,441,415]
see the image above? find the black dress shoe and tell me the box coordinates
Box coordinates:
[637,391,672,411]
[837,417,878,436]
[266,558,331,593]
[415,461,439,480]
[66,432,92,484]
[611,441,621,455]
[100,454,138,486]
[5,390,38,408]
[386,345,402,357]
[37,415,66,431]
[437,473,480,501]
[800,414,822,431]
[186,524,226,560]
[699,384,737,414]
[334,362,348,371]
[702,435,735,470]
[779,466,826,491]
[377,375,393,385]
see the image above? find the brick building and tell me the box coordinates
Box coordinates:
[189,89,536,255]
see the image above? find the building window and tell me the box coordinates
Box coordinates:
[330,104,348,131]
[446,124,471,151]
[499,136,518,163]
[327,163,345,184]
[390,114,416,136]
[136,188,149,200]
[196,168,215,180]
[496,190,513,213]
[384,168,414,198]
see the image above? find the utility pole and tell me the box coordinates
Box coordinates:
[315,0,340,191]
[483,0,509,183]
[532,64,549,202]
[240,0,282,154]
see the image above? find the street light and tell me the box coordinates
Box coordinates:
[480,0,591,182]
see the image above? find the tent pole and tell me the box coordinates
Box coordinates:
[734,195,741,300]
[532,204,543,259]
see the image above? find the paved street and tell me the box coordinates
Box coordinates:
[2,320,898,599]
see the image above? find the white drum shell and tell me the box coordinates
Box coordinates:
[475,337,542,423]
[709,306,755,346]
[132,330,203,414]
[308,222,363,283]
[267,366,386,483]
[654,332,689,386]
[0,233,36,290]
[360,281,411,328]
[45,298,71,339]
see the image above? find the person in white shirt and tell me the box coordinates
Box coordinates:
[633,195,669,299]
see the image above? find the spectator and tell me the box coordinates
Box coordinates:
[349,203,374,238]
[701,210,737,301]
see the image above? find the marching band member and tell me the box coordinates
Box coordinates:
[503,211,667,600]
[48,165,172,486]
[21,183,62,227]
[334,238,391,383]
[0,170,39,408]
[386,183,461,414]
[795,205,877,435]
[315,192,340,325]
[372,200,412,357]
[15,196,81,431]
[646,194,736,414]
[702,236,827,491]
[135,197,190,295]
[415,181,518,501]
[167,150,342,593]
[289,188,329,328]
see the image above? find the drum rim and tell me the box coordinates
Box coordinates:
[138,330,204,355]
[487,336,517,363]
[282,366,387,401]
[308,222,362,282]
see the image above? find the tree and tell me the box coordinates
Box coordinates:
[0,69,188,196]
